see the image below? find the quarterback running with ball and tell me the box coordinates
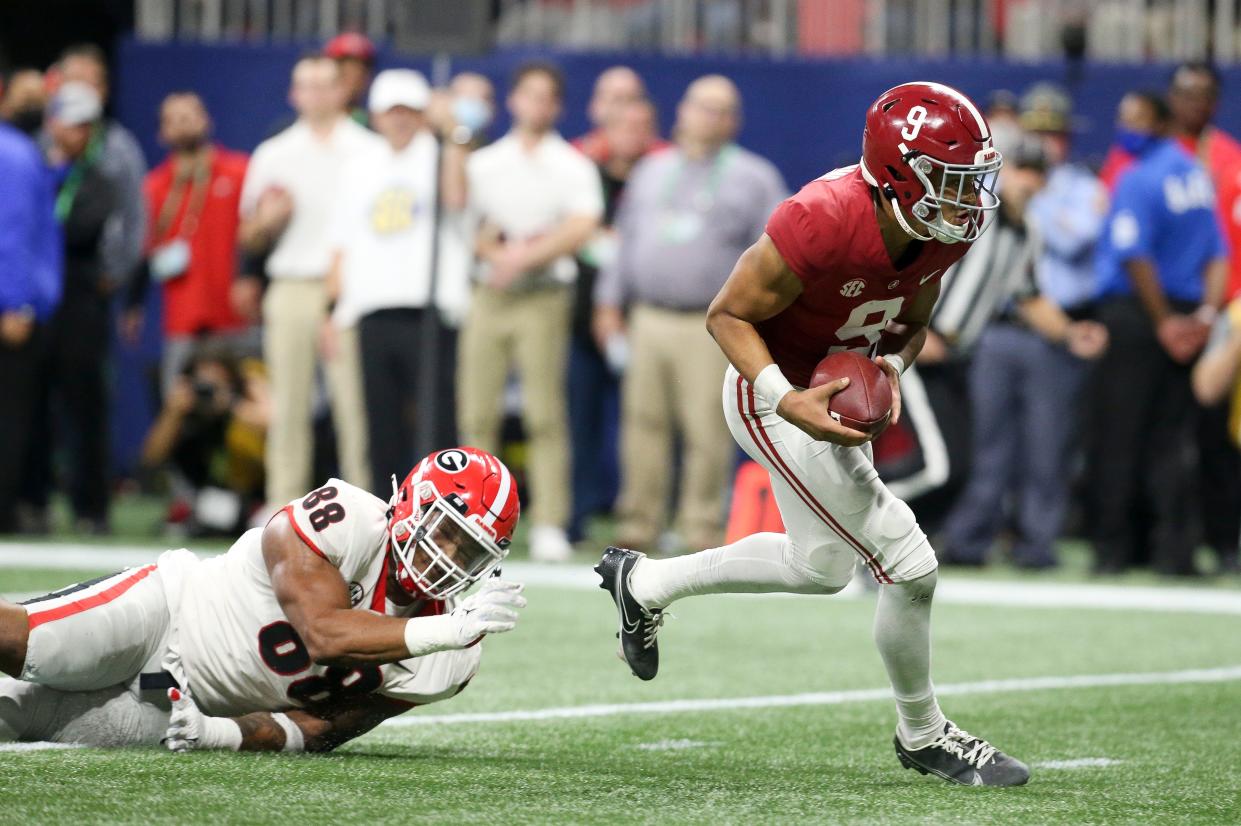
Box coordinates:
[597,82,1030,786]
[0,447,524,752]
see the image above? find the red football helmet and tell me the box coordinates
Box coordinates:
[387,447,520,600]
[860,81,1003,244]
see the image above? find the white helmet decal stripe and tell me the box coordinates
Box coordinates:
[917,80,990,140]
[483,457,512,527]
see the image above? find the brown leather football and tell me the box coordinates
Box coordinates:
[808,351,892,434]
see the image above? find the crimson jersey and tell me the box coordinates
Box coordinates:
[759,165,973,387]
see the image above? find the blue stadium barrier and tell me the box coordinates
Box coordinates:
[108,36,1240,477]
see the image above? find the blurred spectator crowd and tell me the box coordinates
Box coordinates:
[1,35,1239,575]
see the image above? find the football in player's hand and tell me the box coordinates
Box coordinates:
[809,351,892,434]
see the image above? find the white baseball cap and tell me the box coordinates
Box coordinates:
[368,69,431,114]
[49,81,102,127]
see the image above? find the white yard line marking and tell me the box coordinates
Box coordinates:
[0,742,86,752]
[380,665,1241,728]
[1035,758,1124,770]
[4,542,1241,616]
[0,544,204,571]
[634,739,718,752]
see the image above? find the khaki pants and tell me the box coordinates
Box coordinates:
[262,279,370,504]
[457,285,571,528]
[617,304,732,550]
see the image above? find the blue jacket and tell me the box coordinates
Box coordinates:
[0,123,61,320]
[1096,139,1227,304]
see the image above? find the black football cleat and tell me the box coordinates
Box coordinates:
[595,546,665,681]
[894,721,1030,787]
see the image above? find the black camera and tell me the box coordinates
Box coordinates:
[192,379,217,405]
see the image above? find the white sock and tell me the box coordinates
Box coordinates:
[873,570,947,749]
[628,532,842,609]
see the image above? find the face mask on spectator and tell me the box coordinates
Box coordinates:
[452,96,492,134]
[172,133,209,153]
[1115,127,1158,156]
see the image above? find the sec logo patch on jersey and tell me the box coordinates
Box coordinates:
[840,279,866,297]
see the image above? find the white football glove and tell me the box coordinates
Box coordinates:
[454,578,527,641]
[403,579,528,657]
[163,688,241,752]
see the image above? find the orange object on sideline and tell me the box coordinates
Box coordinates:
[725,460,785,543]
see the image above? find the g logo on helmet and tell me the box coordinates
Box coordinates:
[435,449,470,473]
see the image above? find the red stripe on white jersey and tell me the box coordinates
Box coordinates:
[282,505,329,561]
[369,554,390,613]
[735,376,893,583]
[27,565,158,629]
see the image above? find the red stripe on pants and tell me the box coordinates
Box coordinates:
[735,376,893,583]
[26,565,158,629]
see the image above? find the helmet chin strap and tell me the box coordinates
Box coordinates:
[893,196,970,245]
[889,196,937,243]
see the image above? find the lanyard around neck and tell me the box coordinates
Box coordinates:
[54,124,105,223]
[660,144,736,210]
[154,150,214,242]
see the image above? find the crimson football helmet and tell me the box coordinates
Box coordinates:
[860,81,1003,244]
[387,447,520,600]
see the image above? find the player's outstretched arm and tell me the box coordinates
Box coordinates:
[706,234,801,381]
[264,515,417,665]
[0,599,29,679]
[707,235,869,446]
[165,688,407,753]
[263,517,525,667]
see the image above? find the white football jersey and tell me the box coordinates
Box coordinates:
[168,480,472,717]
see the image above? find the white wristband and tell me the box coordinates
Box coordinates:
[753,363,795,409]
[270,712,305,753]
[404,614,460,658]
[883,354,907,375]
[200,716,243,751]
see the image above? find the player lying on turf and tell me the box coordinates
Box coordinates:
[597,82,1030,786]
[0,447,524,753]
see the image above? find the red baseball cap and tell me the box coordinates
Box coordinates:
[324,32,376,63]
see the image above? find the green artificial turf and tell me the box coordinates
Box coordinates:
[3,568,1240,824]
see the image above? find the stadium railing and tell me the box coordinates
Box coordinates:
[134,0,1238,64]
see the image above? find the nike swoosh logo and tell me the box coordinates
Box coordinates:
[920,269,942,285]
[617,582,642,634]
[614,571,643,635]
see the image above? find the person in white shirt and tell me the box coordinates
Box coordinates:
[326,69,472,494]
[460,62,604,561]
[238,56,384,507]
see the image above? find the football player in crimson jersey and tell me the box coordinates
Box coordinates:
[597,82,1030,786]
[0,447,525,752]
